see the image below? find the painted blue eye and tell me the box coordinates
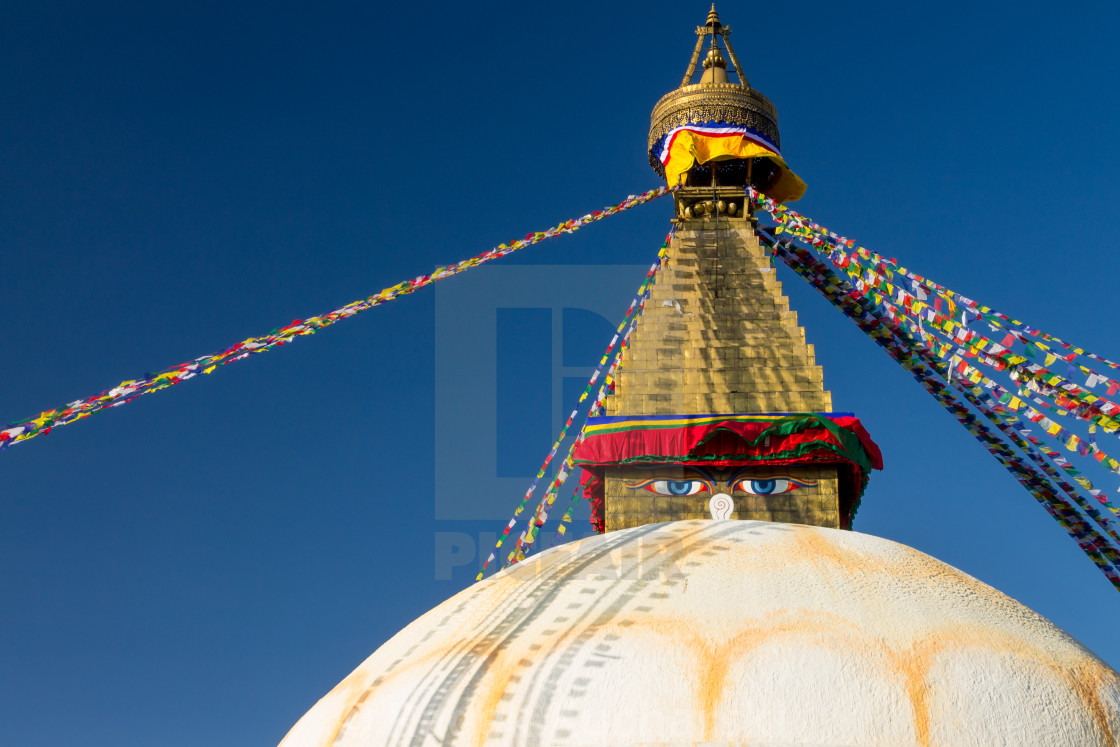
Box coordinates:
[735,479,799,495]
[626,480,710,496]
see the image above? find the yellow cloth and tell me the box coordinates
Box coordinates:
[662,129,807,203]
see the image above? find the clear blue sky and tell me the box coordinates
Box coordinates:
[4,1,1120,744]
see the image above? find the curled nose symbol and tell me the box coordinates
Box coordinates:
[708,492,734,520]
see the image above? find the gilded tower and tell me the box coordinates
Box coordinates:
[573,6,881,533]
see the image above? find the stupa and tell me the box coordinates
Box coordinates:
[280,8,1120,745]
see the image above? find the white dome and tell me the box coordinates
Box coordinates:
[282,521,1120,746]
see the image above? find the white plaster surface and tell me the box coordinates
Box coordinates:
[281,520,1120,746]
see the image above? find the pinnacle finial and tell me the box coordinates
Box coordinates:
[702,41,727,72]
[706,4,721,28]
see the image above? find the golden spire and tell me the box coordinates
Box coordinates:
[706,4,721,28]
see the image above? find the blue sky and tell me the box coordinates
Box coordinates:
[3,1,1120,744]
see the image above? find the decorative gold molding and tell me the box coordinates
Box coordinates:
[647,84,780,176]
[649,8,782,179]
[672,185,753,222]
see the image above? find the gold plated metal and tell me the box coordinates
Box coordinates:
[680,31,707,87]
[718,27,749,88]
[648,85,780,177]
[699,37,729,85]
[672,185,755,224]
[648,6,781,179]
[705,3,721,28]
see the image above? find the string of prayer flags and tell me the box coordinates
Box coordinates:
[508,273,656,566]
[906,326,1120,518]
[758,225,1120,591]
[548,350,632,546]
[491,247,662,574]
[553,482,584,537]
[749,187,1120,516]
[814,239,1120,521]
[1,186,675,453]
[476,234,672,580]
[769,236,1120,587]
[748,186,1120,379]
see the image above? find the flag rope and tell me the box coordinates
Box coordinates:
[505,275,652,567]
[748,186,1120,374]
[477,234,671,579]
[1,186,675,452]
[760,227,1120,590]
[749,188,1120,517]
[749,188,1120,422]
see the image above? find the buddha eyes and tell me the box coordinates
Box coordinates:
[626,475,817,496]
[733,477,816,495]
[626,479,710,496]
